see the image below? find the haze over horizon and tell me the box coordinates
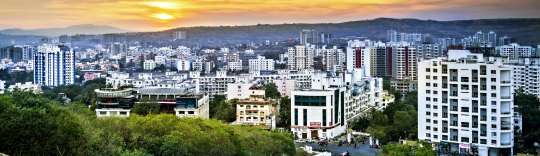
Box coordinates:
[1,0,540,31]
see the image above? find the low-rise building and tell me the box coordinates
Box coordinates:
[236,84,277,130]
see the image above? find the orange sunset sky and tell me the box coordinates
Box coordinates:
[0,0,539,31]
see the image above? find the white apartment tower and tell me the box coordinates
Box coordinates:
[418,50,514,156]
[173,31,186,40]
[288,45,314,71]
[33,44,75,86]
[249,55,275,71]
[321,46,345,71]
[300,29,318,44]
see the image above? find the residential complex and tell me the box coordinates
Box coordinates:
[418,50,514,156]
[33,44,75,86]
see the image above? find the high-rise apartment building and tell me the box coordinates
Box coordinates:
[418,50,514,156]
[173,31,186,40]
[33,44,75,86]
[321,46,344,71]
[249,55,274,71]
[288,45,315,70]
[300,29,318,44]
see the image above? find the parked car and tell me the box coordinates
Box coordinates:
[295,139,306,143]
[318,139,328,146]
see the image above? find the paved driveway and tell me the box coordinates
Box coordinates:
[296,141,381,156]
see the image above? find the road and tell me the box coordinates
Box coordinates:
[295,141,381,156]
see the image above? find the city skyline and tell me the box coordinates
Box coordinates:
[1,0,540,31]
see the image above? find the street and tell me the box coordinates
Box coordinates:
[295,141,381,156]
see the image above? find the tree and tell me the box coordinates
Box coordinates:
[94,64,101,70]
[514,89,540,151]
[74,84,99,105]
[380,140,437,156]
[214,99,238,122]
[264,82,280,99]
[277,96,291,128]
[132,101,161,116]
[209,95,226,117]
[351,116,371,132]
[0,89,85,155]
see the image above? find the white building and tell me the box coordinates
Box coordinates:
[143,60,156,70]
[33,44,75,86]
[418,50,514,156]
[499,43,537,59]
[8,82,40,93]
[192,61,204,72]
[273,78,296,97]
[173,31,186,40]
[226,81,257,100]
[175,59,191,71]
[321,46,345,71]
[248,55,275,71]
[154,56,167,65]
[228,61,242,71]
[288,45,315,71]
[291,70,383,139]
[205,61,214,73]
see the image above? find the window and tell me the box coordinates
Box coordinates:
[434,127,438,131]
[433,105,438,109]
[433,83,438,87]
[426,83,431,86]
[426,97,431,101]
[492,132,497,136]
[426,104,431,108]
[434,135,438,139]
[426,133,431,137]
[426,112,431,115]
[426,126,431,130]
[434,91,438,94]
[426,75,431,79]
[491,140,497,144]
[491,93,496,97]
[492,124,497,128]
[491,78,496,82]
[426,90,431,94]
[240,105,244,107]
[434,120,438,124]
[433,76,438,80]
[426,119,431,123]
[433,69,438,73]
[433,113,438,117]
[491,70,496,74]
[491,109,496,113]
[426,68,431,72]
[491,86,496,90]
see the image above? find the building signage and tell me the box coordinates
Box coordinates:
[310,122,321,127]
[459,144,470,148]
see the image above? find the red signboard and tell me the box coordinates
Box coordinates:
[310,122,321,127]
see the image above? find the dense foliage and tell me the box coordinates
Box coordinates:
[514,89,540,154]
[277,96,291,128]
[213,98,239,122]
[380,140,437,156]
[352,91,418,144]
[0,90,297,155]
[264,82,281,99]
[132,101,161,115]
[0,89,85,155]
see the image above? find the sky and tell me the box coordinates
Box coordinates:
[0,0,539,31]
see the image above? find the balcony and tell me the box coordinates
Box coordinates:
[450,123,458,126]
[501,111,511,115]
[501,127,511,130]
[481,118,487,121]
[472,109,479,113]
[461,79,469,82]
[450,78,458,82]
[442,99,448,103]
[501,142,511,146]
[480,87,486,90]
[501,96,511,99]
[501,81,511,84]
[481,101,487,106]
[481,140,487,144]
[450,93,458,96]
[472,125,478,128]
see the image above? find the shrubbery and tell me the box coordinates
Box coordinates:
[0,90,297,155]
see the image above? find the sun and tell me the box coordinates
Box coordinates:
[152,14,174,20]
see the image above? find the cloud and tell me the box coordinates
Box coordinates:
[0,0,538,31]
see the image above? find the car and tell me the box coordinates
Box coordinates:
[307,138,317,144]
[295,139,306,143]
[318,139,328,146]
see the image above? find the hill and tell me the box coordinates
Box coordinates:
[128,18,540,46]
[0,24,131,37]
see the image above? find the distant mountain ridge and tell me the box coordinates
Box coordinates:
[124,17,540,46]
[0,24,131,37]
